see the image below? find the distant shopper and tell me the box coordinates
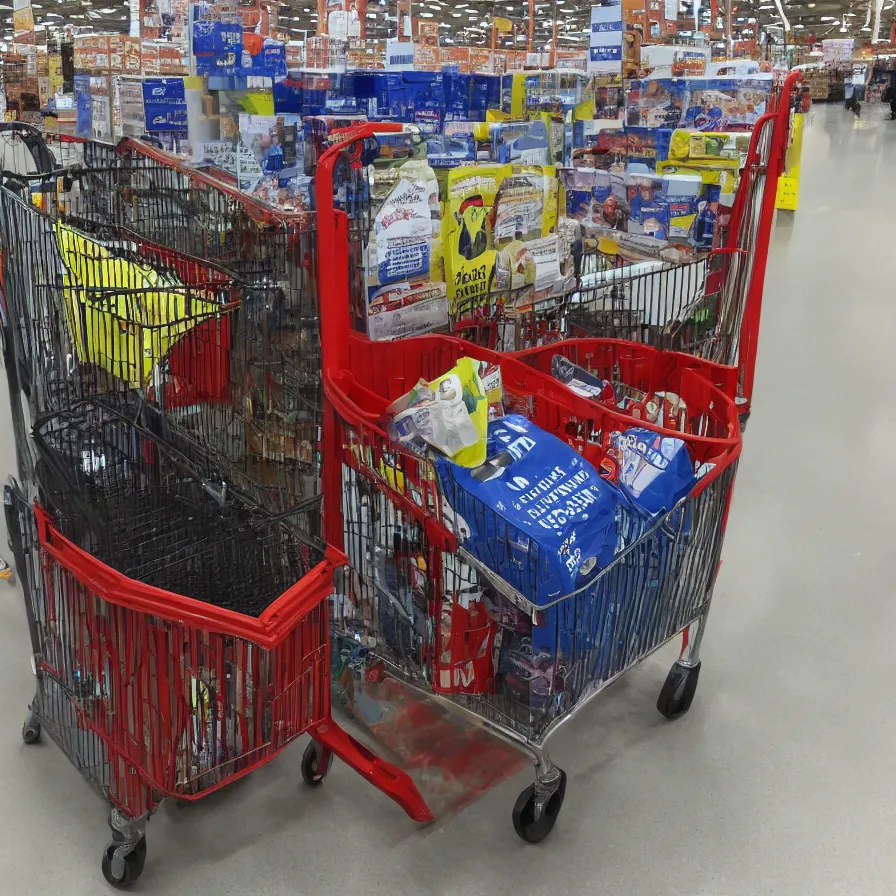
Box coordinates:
[884,77,896,120]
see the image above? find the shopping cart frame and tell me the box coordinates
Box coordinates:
[311,108,795,839]
[0,158,433,885]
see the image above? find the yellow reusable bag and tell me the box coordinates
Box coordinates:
[55,223,224,388]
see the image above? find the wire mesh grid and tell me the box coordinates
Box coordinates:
[33,399,325,617]
[336,421,736,743]
[0,180,322,514]
[330,133,747,360]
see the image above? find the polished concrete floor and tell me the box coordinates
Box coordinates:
[1,102,895,893]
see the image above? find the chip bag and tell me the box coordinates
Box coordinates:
[386,357,489,467]
[609,427,696,517]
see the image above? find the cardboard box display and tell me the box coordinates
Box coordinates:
[74,35,112,72]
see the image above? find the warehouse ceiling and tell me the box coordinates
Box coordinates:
[277,0,896,45]
[1,0,893,49]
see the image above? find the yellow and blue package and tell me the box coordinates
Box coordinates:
[386,357,488,468]
[55,223,224,389]
[443,164,509,316]
[610,427,696,517]
[435,414,621,606]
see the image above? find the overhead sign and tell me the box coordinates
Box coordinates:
[588,1,623,75]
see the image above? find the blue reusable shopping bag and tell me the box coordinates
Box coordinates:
[436,415,622,606]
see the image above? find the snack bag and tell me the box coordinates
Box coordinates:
[386,357,489,467]
[621,390,687,430]
[367,160,440,288]
[444,164,509,316]
[478,360,505,418]
[609,427,696,517]
[436,415,621,605]
[550,354,615,403]
[494,239,536,291]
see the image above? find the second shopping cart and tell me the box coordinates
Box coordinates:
[0,150,431,887]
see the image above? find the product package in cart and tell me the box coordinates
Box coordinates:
[433,414,629,705]
[436,414,622,604]
[609,427,696,518]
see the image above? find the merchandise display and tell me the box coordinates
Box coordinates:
[0,0,828,876]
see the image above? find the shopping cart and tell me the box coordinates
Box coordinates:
[324,332,740,840]
[4,472,428,886]
[308,99,805,839]
[0,175,431,886]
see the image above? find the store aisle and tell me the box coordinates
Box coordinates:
[2,103,896,894]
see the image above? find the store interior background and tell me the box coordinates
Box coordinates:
[0,0,894,893]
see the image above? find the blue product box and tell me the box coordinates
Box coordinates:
[471,73,499,119]
[273,74,303,114]
[492,119,551,165]
[142,79,187,134]
[683,77,771,131]
[142,78,185,103]
[627,175,664,224]
[144,105,188,133]
[213,22,243,54]
[625,79,687,130]
[444,72,472,119]
[639,199,670,240]
[405,72,445,129]
[426,126,475,167]
[694,184,720,249]
[192,20,216,54]
[655,127,673,162]
[74,75,91,139]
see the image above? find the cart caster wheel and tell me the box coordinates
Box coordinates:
[657,660,701,720]
[512,769,567,844]
[22,719,41,745]
[101,837,146,889]
[301,741,332,787]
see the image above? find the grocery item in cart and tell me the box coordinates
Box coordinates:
[435,414,623,605]
[550,354,615,403]
[386,356,488,466]
[609,427,696,517]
